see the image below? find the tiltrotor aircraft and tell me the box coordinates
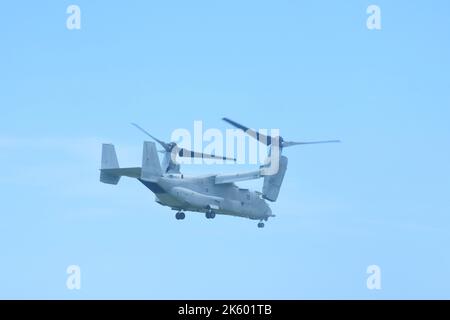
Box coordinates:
[100,118,339,228]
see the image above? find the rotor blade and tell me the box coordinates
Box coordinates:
[282,140,341,147]
[131,123,171,151]
[222,117,271,145]
[178,148,236,161]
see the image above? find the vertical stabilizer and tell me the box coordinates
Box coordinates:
[141,141,162,182]
[100,144,121,184]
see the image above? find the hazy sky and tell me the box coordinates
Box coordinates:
[1,1,449,299]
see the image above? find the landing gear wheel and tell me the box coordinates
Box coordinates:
[205,210,216,219]
[257,222,265,228]
[175,211,185,220]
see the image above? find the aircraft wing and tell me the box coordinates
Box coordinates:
[215,170,262,184]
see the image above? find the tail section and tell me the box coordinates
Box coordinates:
[100,144,121,184]
[100,144,142,184]
[101,144,119,169]
[141,141,162,182]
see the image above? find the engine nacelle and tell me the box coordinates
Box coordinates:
[262,155,288,202]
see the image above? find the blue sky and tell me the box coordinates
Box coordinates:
[0,1,449,299]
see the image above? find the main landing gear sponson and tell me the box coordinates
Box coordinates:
[175,211,185,220]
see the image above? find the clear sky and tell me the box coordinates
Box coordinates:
[1,1,449,299]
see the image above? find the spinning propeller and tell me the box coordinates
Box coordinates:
[131,123,236,161]
[222,118,340,149]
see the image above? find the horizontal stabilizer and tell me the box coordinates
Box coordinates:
[101,167,141,179]
[100,144,142,185]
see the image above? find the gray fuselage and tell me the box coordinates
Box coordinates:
[139,174,272,221]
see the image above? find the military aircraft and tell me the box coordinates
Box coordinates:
[100,118,339,228]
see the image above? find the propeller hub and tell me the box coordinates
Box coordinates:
[267,136,284,147]
[168,142,177,151]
